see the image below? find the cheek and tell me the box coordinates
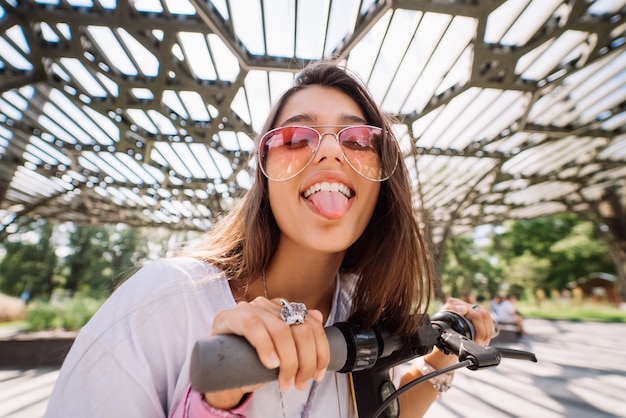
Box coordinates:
[346,152,382,180]
[266,148,312,179]
[268,182,296,225]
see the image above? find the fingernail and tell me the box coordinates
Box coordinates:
[314,368,327,382]
[282,378,295,391]
[267,352,280,369]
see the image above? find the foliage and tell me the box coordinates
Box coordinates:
[494,215,580,257]
[61,224,150,298]
[25,300,59,331]
[25,297,104,331]
[439,235,502,299]
[0,221,166,300]
[0,220,58,299]
[0,222,200,331]
[63,225,114,297]
[549,222,615,287]
[440,213,617,302]
[505,251,551,299]
[493,214,615,293]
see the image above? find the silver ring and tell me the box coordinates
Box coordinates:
[280,299,307,325]
[472,304,479,309]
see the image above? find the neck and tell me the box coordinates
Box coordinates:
[260,246,344,322]
[232,237,346,322]
[265,270,336,314]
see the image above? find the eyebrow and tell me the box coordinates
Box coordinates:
[279,113,368,127]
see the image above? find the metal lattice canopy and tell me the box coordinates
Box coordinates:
[1,0,626,246]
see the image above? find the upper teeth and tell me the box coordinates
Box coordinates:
[303,182,352,199]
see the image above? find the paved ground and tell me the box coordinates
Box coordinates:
[425,319,626,418]
[0,369,59,418]
[1,319,625,417]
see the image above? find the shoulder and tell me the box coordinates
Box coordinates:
[86,257,232,331]
[117,257,224,297]
[132,256,220,283]
[54,258,232,415]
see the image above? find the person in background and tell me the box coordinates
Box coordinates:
[491,295,526,336]
[45,61,494,418]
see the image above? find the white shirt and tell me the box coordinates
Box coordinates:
[45,257,363,417]
[491,299,518,323]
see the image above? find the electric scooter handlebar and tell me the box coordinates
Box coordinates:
[190,311,536,393]
[190,325,351,392]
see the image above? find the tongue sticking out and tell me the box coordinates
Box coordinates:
[308,191,350,219]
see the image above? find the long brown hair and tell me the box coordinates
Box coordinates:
[181,61,433,334]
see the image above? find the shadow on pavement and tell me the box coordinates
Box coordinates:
[425,319,626,418]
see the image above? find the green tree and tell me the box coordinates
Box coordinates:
[505,251,551,301]
[550,222,615,285]
[1,221,167,300]
[439,234,503,299]
[63,224,113,297]
[438,214,616,302]
[0,219,58,299]
[494,214,580,258]
[61,223,154,297]
[491,214,615,295]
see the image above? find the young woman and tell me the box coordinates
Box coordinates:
[45,61,494,418]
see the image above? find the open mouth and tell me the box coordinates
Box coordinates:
[302,182,354,199]
[301,181,355,219]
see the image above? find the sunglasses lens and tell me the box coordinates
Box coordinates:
[259,125,398,181]
[260,126,318,180]
[338,126,394,181]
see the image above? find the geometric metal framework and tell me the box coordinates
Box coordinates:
[1,0,626,251]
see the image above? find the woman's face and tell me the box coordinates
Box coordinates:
[267,85,381,254]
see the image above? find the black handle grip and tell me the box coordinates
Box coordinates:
[190,326,348,392]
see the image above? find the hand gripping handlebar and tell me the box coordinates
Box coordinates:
[190,312,536,417]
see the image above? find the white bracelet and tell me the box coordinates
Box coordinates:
[420,359,454,395]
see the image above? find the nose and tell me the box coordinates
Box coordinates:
[315,131,344,164]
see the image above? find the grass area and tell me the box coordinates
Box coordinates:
[518,300,626,323]
[0,320,26,328]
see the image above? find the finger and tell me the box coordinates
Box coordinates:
[481,311,496,344]
[291,309,329,389]
[461,300,494,345]
[309,309,330,381]
[467,309,491,345]
[211,301,283,370]
[290,322,319,389]
[469,306,494,345]
[255,298,318,391]
[272,328,300,390]
[441,298,492,345]
[440,297,469,316]
[260,303,300,391]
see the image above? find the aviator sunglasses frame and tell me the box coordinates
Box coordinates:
[258,125,400,182]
